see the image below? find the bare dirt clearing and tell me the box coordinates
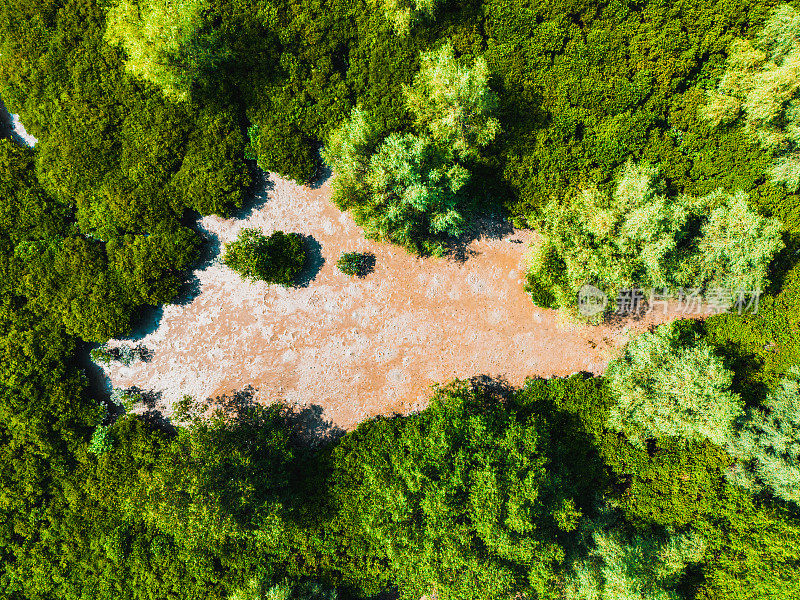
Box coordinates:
[103,173,687,430]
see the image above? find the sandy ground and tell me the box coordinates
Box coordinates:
[102,172,690,431]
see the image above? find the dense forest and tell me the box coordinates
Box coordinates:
[1,0,800,599]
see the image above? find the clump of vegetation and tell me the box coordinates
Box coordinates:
[104,0,222,101]
[702,4,800,190]
[727,367,800,505]
[375,0,443,36]
[605,322,743,448]
[526,161,783,314]
[336,252,375,277]
[90,343,151,366]
[565,525,706,600]
[111,387,144,412]
[88,425,114,455]
[323,44,499,256]
[222,228,306,285]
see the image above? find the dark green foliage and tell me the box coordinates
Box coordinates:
[2,1,800,600]
[336,251,374,276]
[223,229,306,285]
[329,381,569,600]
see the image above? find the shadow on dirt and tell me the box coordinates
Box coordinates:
[295,234,325,287]
[446,213,517,263]
[210,385,344,447]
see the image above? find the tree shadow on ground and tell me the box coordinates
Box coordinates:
[446,213,517,263]
[295,234,325,287]
[469,374,516,401]
[310,164,333,189]
[210,385,344,448]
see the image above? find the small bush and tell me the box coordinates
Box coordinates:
[336,252,375,277]
[90,346,114,365]
[88,425,113,455]
[223,229,306,285]
[111,388,144,412]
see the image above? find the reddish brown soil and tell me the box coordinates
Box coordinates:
[104,174,689,430]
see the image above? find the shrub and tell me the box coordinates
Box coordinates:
[222,229,306,285]
[727,367,800,505]
[606,322,743,448]
[89,425,114,455]
[90,345,114,365]
[336,252,374,277]
[111,387,144,412]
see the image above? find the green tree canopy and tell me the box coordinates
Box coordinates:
[329,381,568,600]
[605,322,744,449]
[526,161,784,314]
[727,367,800,505]
[105,0,214,101]
[702,4,800,190]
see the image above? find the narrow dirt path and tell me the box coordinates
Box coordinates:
[104,173,683,430]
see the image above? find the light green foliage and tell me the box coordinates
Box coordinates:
[727,367,800,505]
[105,0,210,101]
[526,161,784,313]
[89,425,114,454]
[375,0,443,35]
[111,387,144,412]
[565,527,706,600]
[324,46,499,255]
[231,578,338,600]
[606,323,743,448]
[702,5,800,190]
[404,43,500,160]
[222,228,306,285]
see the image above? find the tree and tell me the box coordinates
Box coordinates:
[104,0,215,101]
[323,46,499,256]
[222,229,306,285]
[726,367,800,505]
[526,161,784,315]
[404,43,500,161]
[605,322,743,448]
[564,525,706,600]
[701,4,800,190]
[329,381,568,600]
[374,0,443,36]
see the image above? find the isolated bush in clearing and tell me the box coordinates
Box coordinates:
[88,425,114,455]
[375,0,442,35]
[605,323,743,449]
[336,252,374,277]
[222,228,306,285]
[727,367,800,506]
[105,0,223,101]
[526,161,783,314]
[565,526,706,600]
[404,43,501,161]
[323,46,499,256]
[701,4,800,191]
